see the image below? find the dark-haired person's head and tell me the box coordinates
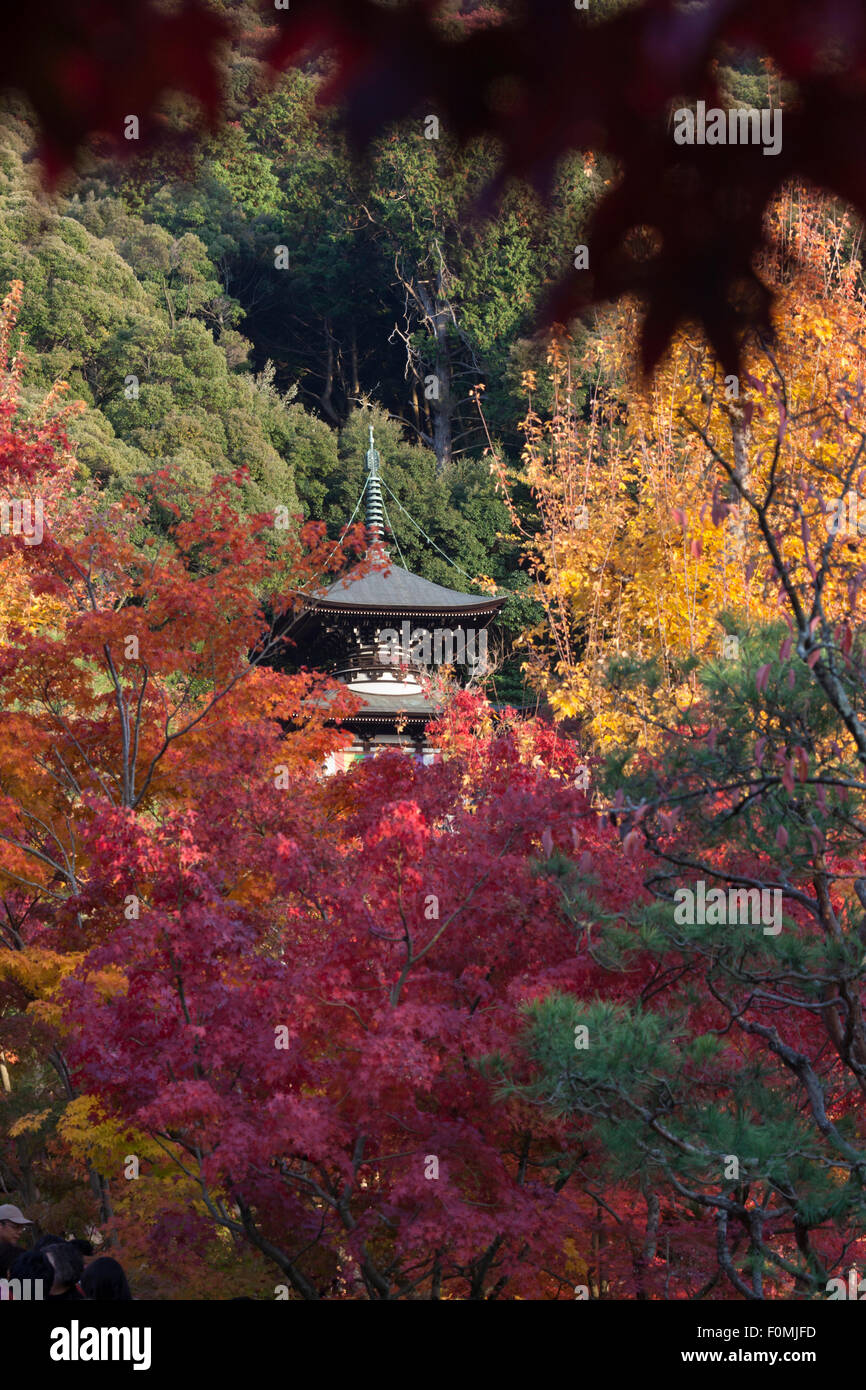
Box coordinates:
[43,1241,84,1298]
[80,1256,132,1301]
[33,1233,65,1252]
[69,1238,94,1259]
[9,1248,53,1296]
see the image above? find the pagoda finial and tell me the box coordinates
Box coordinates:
[365,425,387,554]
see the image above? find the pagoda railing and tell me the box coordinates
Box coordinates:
[329,644,426,683]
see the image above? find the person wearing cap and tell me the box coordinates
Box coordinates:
[0,1204,33,1246]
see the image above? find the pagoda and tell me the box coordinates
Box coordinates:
[268,428,505,769]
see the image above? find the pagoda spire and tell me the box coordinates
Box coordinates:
[365,425,387,555]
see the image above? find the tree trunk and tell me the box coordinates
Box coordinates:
[431,311,453,472]
[320,320,339,424]
[350,326,360,397]
[413,279,453,473]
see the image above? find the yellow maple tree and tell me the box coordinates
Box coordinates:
[494,187,866,746]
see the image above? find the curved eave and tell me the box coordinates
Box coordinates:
[302,597,505,620]
[338,712,435,725]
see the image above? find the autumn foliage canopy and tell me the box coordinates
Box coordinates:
[3,243,866,1300]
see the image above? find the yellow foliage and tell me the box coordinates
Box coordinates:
[503,188,866,748]
[561,1236,589,1285]
[0,947,125,1029]
[0,547,66,641]
[9,1107,53,1137]
[84,966,128,1001]
[58,1096,192,1185]
[0,946,84,999]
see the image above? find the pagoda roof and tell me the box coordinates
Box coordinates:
[306,558,505,617]
[322,685,439,718]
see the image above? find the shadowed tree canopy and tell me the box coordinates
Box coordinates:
[5,0,866,369]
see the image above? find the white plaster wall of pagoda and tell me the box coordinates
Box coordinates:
[347,673,423,696]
